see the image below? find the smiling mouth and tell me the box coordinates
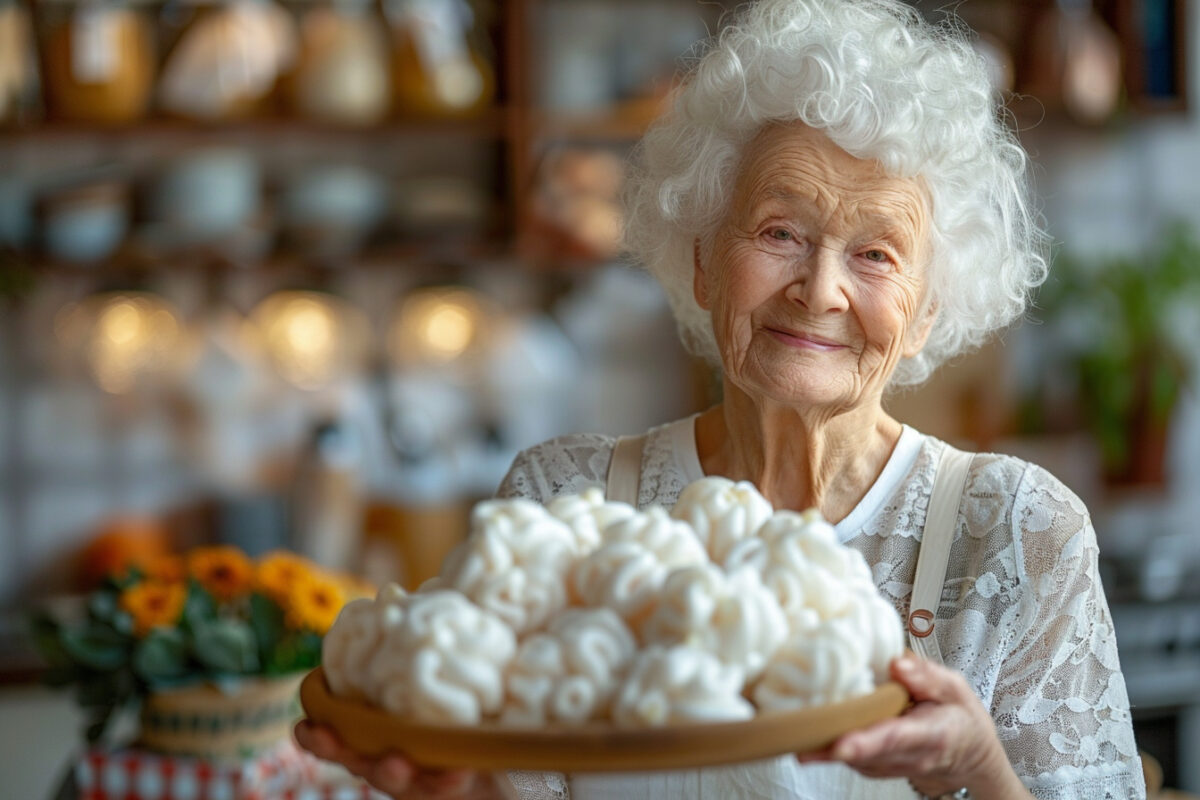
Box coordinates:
[765,326,845,351]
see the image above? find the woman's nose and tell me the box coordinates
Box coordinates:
[785,247,850,313]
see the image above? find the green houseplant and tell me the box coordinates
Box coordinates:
[1031,223,1200,486]
[31,545,370,757]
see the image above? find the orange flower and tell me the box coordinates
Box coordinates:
[285,571,346,634]
[254,551,312,604]
[186,546,253,601]
[119,581,186,636]
[80,518,172,587]
[141,554,185,584]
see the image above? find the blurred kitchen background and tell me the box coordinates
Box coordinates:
[0,0,1198,796]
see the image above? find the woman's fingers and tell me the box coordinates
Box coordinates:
[813,657,1005,794]
[294,721,402,787]
[294,720,441,798]
[294,719,378,778]
[367,754,422,796]
[832,704,944,763]
[890,654,973,705]
[829,709,966,796]
[293,719,338,759]
[293,720,490,799]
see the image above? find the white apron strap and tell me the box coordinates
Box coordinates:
[605,434,647,507]
[907,444,974,664]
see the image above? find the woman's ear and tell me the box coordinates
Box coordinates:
[693,238,710,310]
[903,302,937,358]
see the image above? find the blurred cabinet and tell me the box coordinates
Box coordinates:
[0,0,735,278]
[0,0,723,610]
[912,0,1190,123]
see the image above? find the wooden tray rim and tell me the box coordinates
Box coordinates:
[300,666,911,772]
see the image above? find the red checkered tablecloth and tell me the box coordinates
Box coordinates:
[74,740,388,800]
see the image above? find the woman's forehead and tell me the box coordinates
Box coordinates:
[734,122,930,227]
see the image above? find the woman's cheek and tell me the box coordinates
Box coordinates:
[861,275,922,330]
[714,307,753,372]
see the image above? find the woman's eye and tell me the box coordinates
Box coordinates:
[863,249,890,263]
[769,229,793,241]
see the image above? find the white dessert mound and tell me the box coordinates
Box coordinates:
[321,484,906,730]
[502,607,637,725]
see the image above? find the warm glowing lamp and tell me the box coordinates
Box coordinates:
[388,286,486,367]
[249,290,369,389]
[54,292,184,394]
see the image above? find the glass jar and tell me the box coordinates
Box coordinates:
[0,0,41,124]
[385,0,494,118]
[156,0,296,121]
[288,0,391,125]
[36,0,156,123]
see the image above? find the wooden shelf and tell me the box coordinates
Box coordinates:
[530,107,662,144]
[0,110,514,144]
[23,236,517,277]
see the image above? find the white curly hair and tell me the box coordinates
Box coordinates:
[623,0,1049,386]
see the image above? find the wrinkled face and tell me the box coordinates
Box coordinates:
[694,122,934,413]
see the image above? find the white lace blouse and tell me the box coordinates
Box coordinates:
[495,416,1146,800]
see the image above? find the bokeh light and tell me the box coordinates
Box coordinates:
[249,290,369,390]
[54,292,183,394]
[388,287,487,366]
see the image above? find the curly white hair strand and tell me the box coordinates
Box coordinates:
[623,0,1049,386]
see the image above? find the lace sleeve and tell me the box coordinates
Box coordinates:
[995,464,1144,800]
[495,434,616,503]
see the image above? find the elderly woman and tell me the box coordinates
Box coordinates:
[296,0,1145,798]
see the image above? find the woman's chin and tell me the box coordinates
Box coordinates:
[732,374,870,415]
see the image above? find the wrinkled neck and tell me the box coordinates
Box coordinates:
[694,386,900,522]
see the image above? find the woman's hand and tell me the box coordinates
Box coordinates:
[797,655,1031,800]
[293,720,500,800]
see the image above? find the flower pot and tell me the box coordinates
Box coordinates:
[138,673,305,761]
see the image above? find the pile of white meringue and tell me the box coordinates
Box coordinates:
[322,477,905,728]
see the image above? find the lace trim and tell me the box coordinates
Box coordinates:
[505,770,569,800]
[1024,760,1145,800]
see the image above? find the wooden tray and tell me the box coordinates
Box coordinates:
[300,666,911,772]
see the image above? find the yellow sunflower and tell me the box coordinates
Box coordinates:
[186,545,253,602]
[254,551,313,605]
[119,580,186,636]
[285,571,346,634]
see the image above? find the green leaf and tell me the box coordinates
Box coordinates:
[192,619,259,675]
[59,624,129,671]
[132,629,188,683]
[111,611,135,637]
[248,593,285,663]
[87,591,120,624]
[1150,356,1184,423]
[294,631,323,669]
[266,631,323,674]
[29,612,71,667]
[109,570,142,591]
[182,582,217,631]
